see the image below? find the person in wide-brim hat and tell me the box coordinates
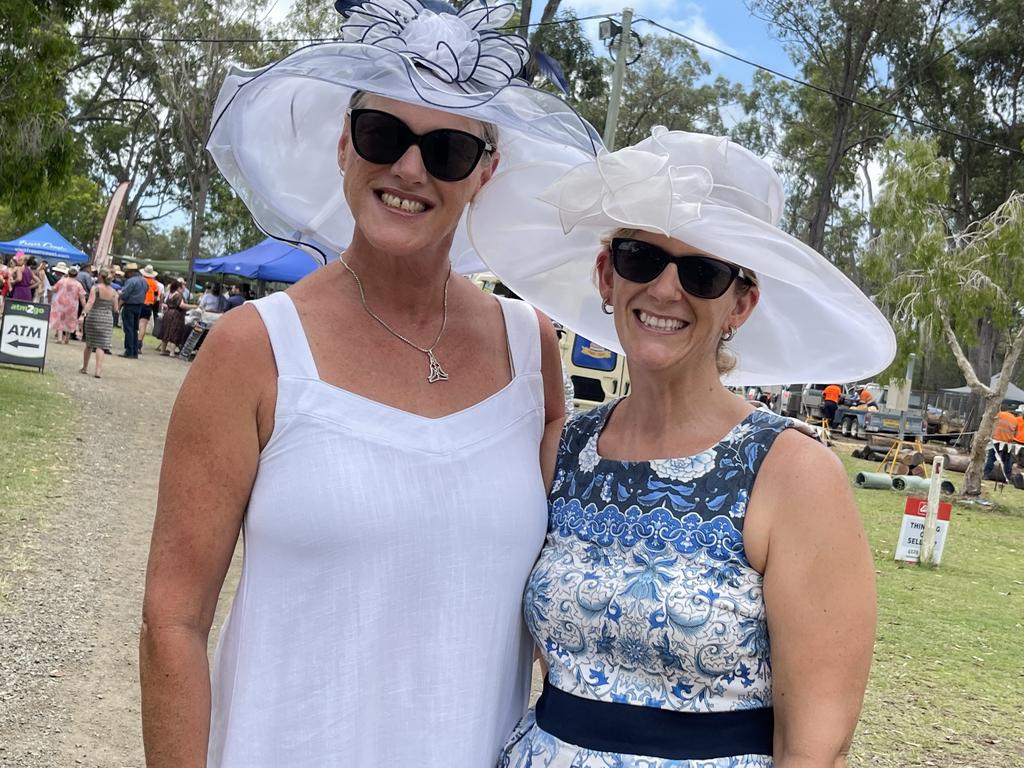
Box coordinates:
[471,127,886,766]
[471,126,895,385]
[142,1,602,766]
[207,0,600,272]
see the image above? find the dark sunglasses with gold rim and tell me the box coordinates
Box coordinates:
[347,108,494,183]
[610,237,755,300]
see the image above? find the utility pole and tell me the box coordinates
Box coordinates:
[602,7,633,151]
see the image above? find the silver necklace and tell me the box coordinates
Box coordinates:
[340,257,451,383]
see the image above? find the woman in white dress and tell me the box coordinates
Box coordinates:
[139,2,600,765]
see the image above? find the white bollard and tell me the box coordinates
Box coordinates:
[920,455,944,565]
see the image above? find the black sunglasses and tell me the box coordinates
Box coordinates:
[347,108,494,183]
[610,238,752,300]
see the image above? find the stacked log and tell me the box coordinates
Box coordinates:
[852,435,971,473]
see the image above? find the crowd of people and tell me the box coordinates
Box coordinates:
[1,250,252,376]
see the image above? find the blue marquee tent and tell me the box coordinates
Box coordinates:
[193,238,327,284]
[0,223,89,263]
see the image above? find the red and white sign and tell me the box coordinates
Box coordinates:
[895,496,951,564]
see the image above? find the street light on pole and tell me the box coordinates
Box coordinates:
[601,7,634,151]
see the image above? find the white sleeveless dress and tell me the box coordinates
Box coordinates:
[208,292,549,767]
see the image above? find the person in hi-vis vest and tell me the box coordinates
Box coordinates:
[822,384,842,425]
[985,405,1024,481]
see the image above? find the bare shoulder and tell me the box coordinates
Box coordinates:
[531,306,559,345]
[192,304,274,376]
[761,426,849,494]
[745,426,857,570]
[177,305,277,440]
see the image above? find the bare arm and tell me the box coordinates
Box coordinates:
[83,286,97,315]
[747,431,875,767]
[140,306,276,767]
[535,308,566,492]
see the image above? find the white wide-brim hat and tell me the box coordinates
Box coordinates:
[53,262,69,274]
[207,0,601,274]
[469,127,896,386]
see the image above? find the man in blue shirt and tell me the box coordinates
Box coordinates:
[224,284,247,311]
[119,262,148,358]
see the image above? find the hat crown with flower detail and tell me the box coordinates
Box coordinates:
[338,0,528,90]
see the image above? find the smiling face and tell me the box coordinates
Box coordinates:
[337,94,499,259]
[596,230,760,376]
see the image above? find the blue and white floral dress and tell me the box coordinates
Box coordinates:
[502,401,808,768]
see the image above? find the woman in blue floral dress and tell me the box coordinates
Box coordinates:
[470,129,895,767]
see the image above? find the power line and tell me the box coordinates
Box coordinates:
[636,16,1023,158]
[69,13,608,45]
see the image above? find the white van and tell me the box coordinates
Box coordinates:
[561,330,630,410]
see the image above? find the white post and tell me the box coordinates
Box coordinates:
[602,7,633,151]
[920,455,944,565]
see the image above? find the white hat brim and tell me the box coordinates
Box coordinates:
[469,161,896,386]
[207,43,601,274]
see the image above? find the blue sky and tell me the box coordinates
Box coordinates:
[263,0,798,89]
[561,0,795,89]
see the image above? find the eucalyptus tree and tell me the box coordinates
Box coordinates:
[70,1,179,231]
[746,0,964,275]
[0,0,116,215]
[889,0,1024,383]
[866,136,1024,496]
[144,0,273,265]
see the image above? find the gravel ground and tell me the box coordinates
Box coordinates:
[0,337,239,767]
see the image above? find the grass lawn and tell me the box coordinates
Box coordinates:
[840,446,1024,768]
[0,360,77,604]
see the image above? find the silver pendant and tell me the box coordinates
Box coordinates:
[427,349,448,383]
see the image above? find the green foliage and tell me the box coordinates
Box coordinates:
[205,175,265,256]
[0,1,81,214]
[864,135,1024,378]
[892,0,1024,228]
[0,174,105,253]
[527,10,605,104]
[114,222,193,263]
[580,36,745,148]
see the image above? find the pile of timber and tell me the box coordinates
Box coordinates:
[851,435,971,474]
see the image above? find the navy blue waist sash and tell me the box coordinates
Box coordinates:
[535,680,774,760]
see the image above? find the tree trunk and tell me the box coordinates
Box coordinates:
[806,97,854,253]
[960,322,1024,496]
[523,0,561,81]
[517,0,533,39]
[187,175,209,267]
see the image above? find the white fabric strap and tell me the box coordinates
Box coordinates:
[497,297,541,377]
[251,292,320,380]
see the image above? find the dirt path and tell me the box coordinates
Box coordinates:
[0,337,239,767]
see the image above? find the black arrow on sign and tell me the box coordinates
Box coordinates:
[8,339,40,349]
